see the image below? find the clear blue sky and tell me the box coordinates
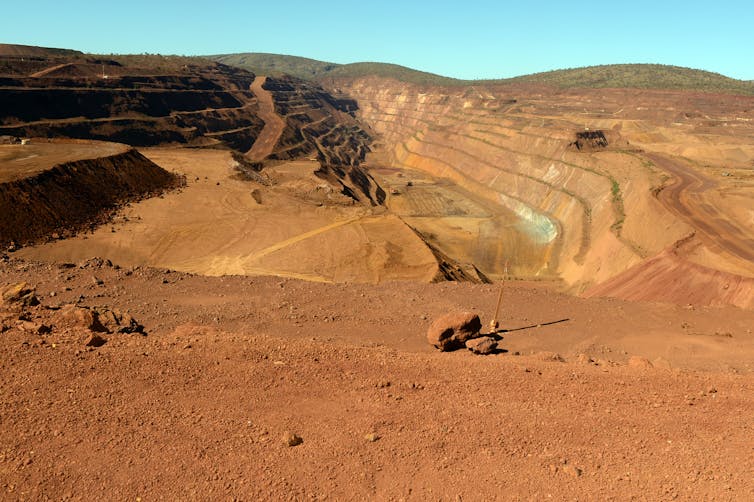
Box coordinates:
[3,0,753,80]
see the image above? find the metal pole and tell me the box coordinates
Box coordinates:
[489,261,509,333]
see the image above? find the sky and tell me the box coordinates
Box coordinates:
[2,0,753,80]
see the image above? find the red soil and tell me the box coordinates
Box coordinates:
[1,257,753,499]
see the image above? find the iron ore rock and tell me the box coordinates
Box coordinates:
[427,311,482,351]
[465,336,498,355]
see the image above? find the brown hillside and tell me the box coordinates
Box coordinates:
[0,43,83,58]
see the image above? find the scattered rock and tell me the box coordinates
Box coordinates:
[365,433,380,442]
[97,308,145,334]
[627,356,653,369]
[78,257,105,269]
[18,321,51,335]
[427,311,482,351]
[563,464,583,477]
[84,333,106,347]
[652,357,673,369]
[576,353,594,364]
[251,189,263,204]
[57,304,108,333]
[535,351,565,362]
[1,282,39,308]
[282,431,303,447]
[465,336,498,355]
[56,304,144,334]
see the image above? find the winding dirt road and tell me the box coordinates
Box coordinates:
[648,152,754,274]
[246,76,286,161]
[29,63,74,78]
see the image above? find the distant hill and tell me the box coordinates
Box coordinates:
[212,53,754,95]
[0,43,83,58]
[211,53,340,80]
[502,64,754,95]
[212,53,458,86]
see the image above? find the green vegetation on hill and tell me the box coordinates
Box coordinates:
[502,64,754,95]
[323,62,458,86]
[212,53,754,95]
[4,44,752,95]
[98,53,215,73]
[212,53,339,79]
[211,53,458,86]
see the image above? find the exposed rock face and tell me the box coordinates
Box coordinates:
[261,76,379,205]
[427,311,482,351]
[327,77,683,288]
[0,59,264,150]
[1,282,39,308]
[569,130,609,151]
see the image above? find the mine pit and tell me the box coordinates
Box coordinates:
[2,43,754,500]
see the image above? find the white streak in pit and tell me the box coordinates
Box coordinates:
[497,193,558,244]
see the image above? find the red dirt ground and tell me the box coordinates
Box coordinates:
[2,256,753,500]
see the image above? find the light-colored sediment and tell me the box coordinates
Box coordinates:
[17,149,438,283]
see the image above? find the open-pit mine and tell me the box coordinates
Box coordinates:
[2,44,754,499]
[3,46,753,308]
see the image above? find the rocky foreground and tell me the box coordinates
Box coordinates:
[1,256,753,499]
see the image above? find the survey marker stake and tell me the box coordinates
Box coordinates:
[489,260,509,333]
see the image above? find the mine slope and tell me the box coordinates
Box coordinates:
[0,51,264,151]
[328,75,754,308]
[3,43,754,306]
[1,46,470,283]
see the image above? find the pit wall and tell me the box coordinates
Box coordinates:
[0,74,264,150]
[335,77,682,288]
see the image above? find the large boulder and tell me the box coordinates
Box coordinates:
[427,311,482,351]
